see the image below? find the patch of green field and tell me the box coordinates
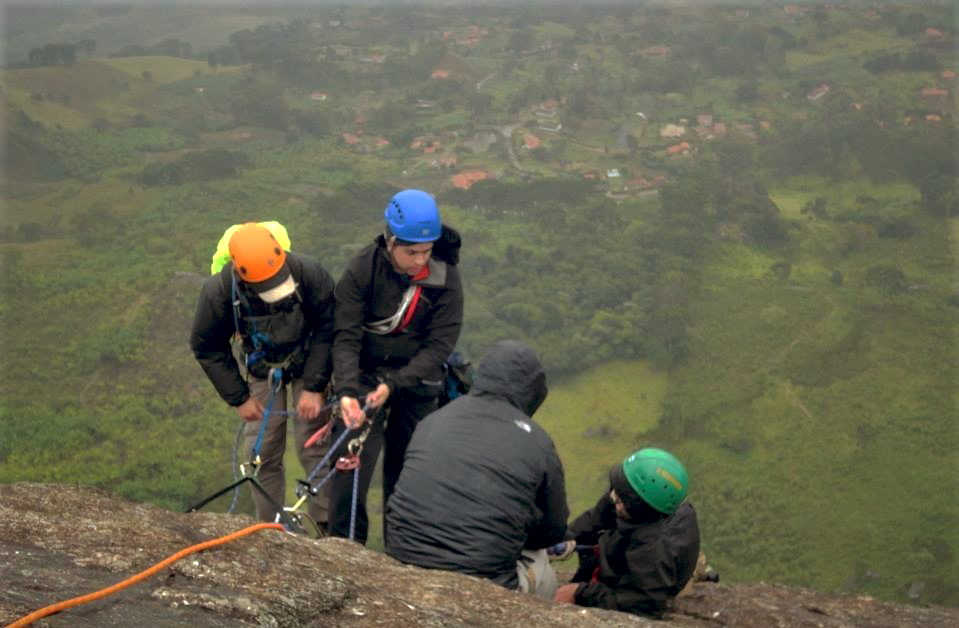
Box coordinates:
[817,27,913,58]
[99,56,219,83]
[540,361,669,515]
[535,21,576,41]
[704,243,778,283]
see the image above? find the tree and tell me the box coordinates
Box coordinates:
[509,29,533,53]
[468,92,493,121]
[735,80,760,103]
[76,39,96,57]
[919,173,958,216]
[896,12,927,36]
[865,265,908,295]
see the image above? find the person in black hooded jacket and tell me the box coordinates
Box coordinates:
[385,340,569,598]
[328,189,463,543]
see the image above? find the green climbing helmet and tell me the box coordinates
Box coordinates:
[621,448,689,515]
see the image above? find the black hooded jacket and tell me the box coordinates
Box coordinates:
[189,252,336,406]
[332,225,463,398]
[567,493,700,617]
[385,340,569,589]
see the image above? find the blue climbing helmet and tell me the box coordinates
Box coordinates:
[384,189,442,243]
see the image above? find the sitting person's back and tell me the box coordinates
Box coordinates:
[554,448,700,618]
[385,340,568,595]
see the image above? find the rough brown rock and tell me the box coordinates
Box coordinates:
[1,483,956,627]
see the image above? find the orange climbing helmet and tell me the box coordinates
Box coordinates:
[228,223,294,302]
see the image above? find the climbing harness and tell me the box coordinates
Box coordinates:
[7,523,284,628]
[229,272,305,379]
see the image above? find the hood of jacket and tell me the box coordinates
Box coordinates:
[470,340,548,416]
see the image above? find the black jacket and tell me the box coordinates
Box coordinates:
[385,340,568,589]
[189,252,336,406]
[332,226,463,398]
[568,494,700,617]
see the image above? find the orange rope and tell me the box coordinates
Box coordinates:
[6,522,284,628]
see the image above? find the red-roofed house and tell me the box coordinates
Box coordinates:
[639,46,670,58]
[922,87,949,103]
[667,141,691,155]
[451,170,489,189]
[431,69,450,79]
[942,70,957,80]
[523,134,541,149]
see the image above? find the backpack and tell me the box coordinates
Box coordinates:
[439,351,473,408]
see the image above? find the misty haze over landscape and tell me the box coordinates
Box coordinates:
[1,0,956,614]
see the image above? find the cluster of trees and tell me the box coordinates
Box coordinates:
[208,20,324,87]
[864,49,940,73]
[112,38,192,59]
[140,149,249,186]
[763,103,956,216]
[27,41,94,66]
[425,168,771,373]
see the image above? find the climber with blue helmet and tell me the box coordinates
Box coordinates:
[328,189,464,544]
[552,447,702,618]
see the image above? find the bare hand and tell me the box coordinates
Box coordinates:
[296,390,325,420]
[366,383,391,409]
[340,396,366,429]
[236,396,265,422]
[553,583,579,604]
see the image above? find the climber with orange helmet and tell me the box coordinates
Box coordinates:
[328,189,464,544]
[552,447,701,618]
[190,222,336,530]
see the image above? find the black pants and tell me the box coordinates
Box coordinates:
[328,389,438,544]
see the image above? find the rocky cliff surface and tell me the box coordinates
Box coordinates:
[2,483,955,627]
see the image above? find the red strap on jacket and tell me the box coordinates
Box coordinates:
[590,545,602,583]
[396,266,429,332]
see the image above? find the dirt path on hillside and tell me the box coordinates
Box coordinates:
[492,123,529,173]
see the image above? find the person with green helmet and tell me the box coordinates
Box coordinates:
[552,447,701,618]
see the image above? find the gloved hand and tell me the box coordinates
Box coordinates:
[547,540,576,561]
